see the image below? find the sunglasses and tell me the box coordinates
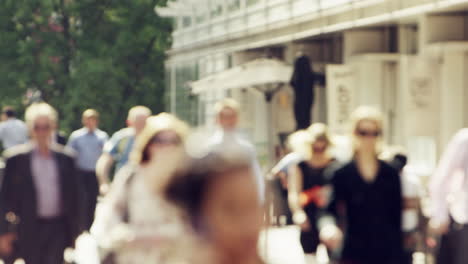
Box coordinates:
[33,124,51,131]
[356,130,381,137]
[150,136,181,146]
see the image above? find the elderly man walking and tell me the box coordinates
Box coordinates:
[95,105,151,194]
[0,102,84,264]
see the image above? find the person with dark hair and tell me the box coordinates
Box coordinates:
[290,54,315,130]
[91,113,198,264]
[381,147,422,264]
[165,148,265,264]
[0,106,28,150]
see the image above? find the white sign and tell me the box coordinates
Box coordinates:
[326,64,356,135]
[403,57,440,137]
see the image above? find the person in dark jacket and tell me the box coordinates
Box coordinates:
[320,106,403,264]
[290,54,315,130]
[0,103,84,264]
[288,123,339,262]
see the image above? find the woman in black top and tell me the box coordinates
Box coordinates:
[321,106,403,264]
[288,123,337,262]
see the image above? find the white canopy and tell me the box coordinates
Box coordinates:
[190,58,293,94]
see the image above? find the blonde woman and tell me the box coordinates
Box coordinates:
[91,113,202,264]
[320,106,403,264]
[288,123,338,263]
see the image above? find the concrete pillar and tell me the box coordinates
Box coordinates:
[439,51,466,147]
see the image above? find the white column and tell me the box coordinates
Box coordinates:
[439,50,465,147]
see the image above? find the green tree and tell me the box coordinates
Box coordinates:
[0,0,171,135]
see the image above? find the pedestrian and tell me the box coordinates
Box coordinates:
[0,102,84,264]
[67,109,109,230]
[429,128,468,264]
[290,53,315,130]
[91,113,196,264]
[381,147,422,264]
[267,129,310,226]
[95,105,151,194]
[269,129,311,187]
[208,98,265,202]
[165,148,265,264]
[320,106,403,264]
[0,106,28,150]
[288,123,339,263]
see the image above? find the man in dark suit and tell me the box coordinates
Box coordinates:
[0,102,84,264]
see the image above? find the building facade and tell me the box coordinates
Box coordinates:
[161,0,468,170]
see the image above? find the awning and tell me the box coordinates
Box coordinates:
[190,58,293,94]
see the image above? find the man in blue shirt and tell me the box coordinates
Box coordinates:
[67,109,108,230]
[0,106,28,150]
[95,105,151,195]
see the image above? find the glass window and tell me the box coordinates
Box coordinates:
[247,0,260,6]
[196,13,206,24]
[228,0,241,12]
[175,63,200,126]
[182,16,192,28]
[210,4,223,18]
[164,67,171,113]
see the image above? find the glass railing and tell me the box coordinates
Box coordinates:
[170,0,384,48]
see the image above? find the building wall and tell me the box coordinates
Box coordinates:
[165,0,468,167]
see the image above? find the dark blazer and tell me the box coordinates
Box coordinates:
[329,160,403,263]
[0,143,84,256]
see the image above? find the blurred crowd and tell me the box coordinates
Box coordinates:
[0,99,465,264]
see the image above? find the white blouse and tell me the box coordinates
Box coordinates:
[91,165,209,264]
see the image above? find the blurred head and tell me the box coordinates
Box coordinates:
[130,112,189,166]
[350,106,383,154]
[214,98,240,131]
[25,103,58,148]
[127,105,152,134]
[82,109,99,131]
[286,129,311,157]
[307,123,332,157]
[166,151,263,262]
[2,106,16,121]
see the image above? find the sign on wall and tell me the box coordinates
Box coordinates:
[326,64,356,135]
[403,57,440,137]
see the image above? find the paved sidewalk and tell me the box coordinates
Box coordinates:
[259,225,307,264]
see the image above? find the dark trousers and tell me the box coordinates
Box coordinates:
[80,170,99,230]
[436,219,468,264]
[4,218,68,264]
[294,97,313,130]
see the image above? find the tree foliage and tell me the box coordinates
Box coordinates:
[0,0,171,134]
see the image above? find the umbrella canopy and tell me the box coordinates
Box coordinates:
[190,58,292,94]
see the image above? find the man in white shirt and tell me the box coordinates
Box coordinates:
[208,98,265,203]
[0,107,28,150]
[429,128,468,264]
